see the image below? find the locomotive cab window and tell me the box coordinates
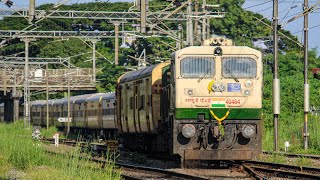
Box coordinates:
[180,57,215,78]
[222,57,257,78]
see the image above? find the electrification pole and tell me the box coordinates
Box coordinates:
[187,0,193,46]
[272,0,280,152]
[140,0,147,33]
[29,0,35,23]
[303,0,309,150]
[22,38,34,128]
[91,39,98,82]
[114,22,120,65]
[67,58,71,135]
[202,0,207,41]
[46,64,49,130]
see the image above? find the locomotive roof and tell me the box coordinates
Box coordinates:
[119,64,158,83]
[86,92,115,102]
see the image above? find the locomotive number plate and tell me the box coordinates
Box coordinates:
[225,98,241,106]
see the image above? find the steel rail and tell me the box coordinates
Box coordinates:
[42,139,208,180]
[263,150,320,159]
[243,160,320,179]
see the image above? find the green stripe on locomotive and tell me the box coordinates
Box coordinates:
[175,108,262,120]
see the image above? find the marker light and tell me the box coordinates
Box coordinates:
[245,80,253,88]
[182,124,196,138]
[244,90,250,96]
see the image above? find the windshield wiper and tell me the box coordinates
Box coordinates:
[198,70,211,82]
[225,68,239,82]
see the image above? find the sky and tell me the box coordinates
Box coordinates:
[242,0,319,54]
[1,0,319,54]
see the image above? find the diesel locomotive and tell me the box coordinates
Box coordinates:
[117,37,263,164]
[0,37,263,165]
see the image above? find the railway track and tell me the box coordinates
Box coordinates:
[115,163,208,180]
[42,138,320,179]
[242,160,320,179]
[44,146,208,180]
[263,150,320,159]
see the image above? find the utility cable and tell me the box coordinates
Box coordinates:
[291,23,320,34]
[242,0,273,10]
[280,0,297,23]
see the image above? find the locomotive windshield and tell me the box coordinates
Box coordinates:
[180,57,215,78]
[222,57,257,78]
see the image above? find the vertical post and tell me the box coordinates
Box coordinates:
[202,0,207,41]
[206,18,210,38]
[187,0,193,46]
[194,0,199,44]
[22,38,30,128]
[91,39,98,82]
[29,0,35,23]
[140,0,147,33]
[67,58,71,134]
[303,0,309,150]
[13,71,20,122]
[177,24,182,49]
[272,0,280,152]
[114,22,120,65]
[143,48,146,66]
[46,64,49,130]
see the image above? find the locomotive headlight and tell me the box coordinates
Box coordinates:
[219,84,226,91]
[245,80,253,88]
[242,125,256,138]
[181,124,196,138]
[188,89,193,96]
[244,90,250,96]
[212,83,219,92]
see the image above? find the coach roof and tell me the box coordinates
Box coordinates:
[119,64,157,83]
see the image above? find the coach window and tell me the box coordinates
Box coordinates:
[222,57,257,78]
[180,57,215,78]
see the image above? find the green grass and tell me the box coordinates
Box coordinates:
[262,113,320,154]
[0,121,121,180]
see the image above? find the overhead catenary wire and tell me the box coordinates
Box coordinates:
[291,23,320,34]
[242,0,273,10]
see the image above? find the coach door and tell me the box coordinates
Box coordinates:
[134,82,141,133]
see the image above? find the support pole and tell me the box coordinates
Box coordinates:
[13,71,20,122]
[29,0,35,23]
[140,0,147,33]
[194,0,199,44]
[46,64,49,130]
[91,39,98,82]
[114,22,120,65]
[206,17,210,38]
[272,0,280,152]
[202,0,207,41]
[187,0,193,46]
[303,0,309,150]
[67,58,71,135]
[22,38,34,128]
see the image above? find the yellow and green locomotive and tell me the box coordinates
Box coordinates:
[117,37,263,164]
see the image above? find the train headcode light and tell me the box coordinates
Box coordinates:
[214,47,223,56]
